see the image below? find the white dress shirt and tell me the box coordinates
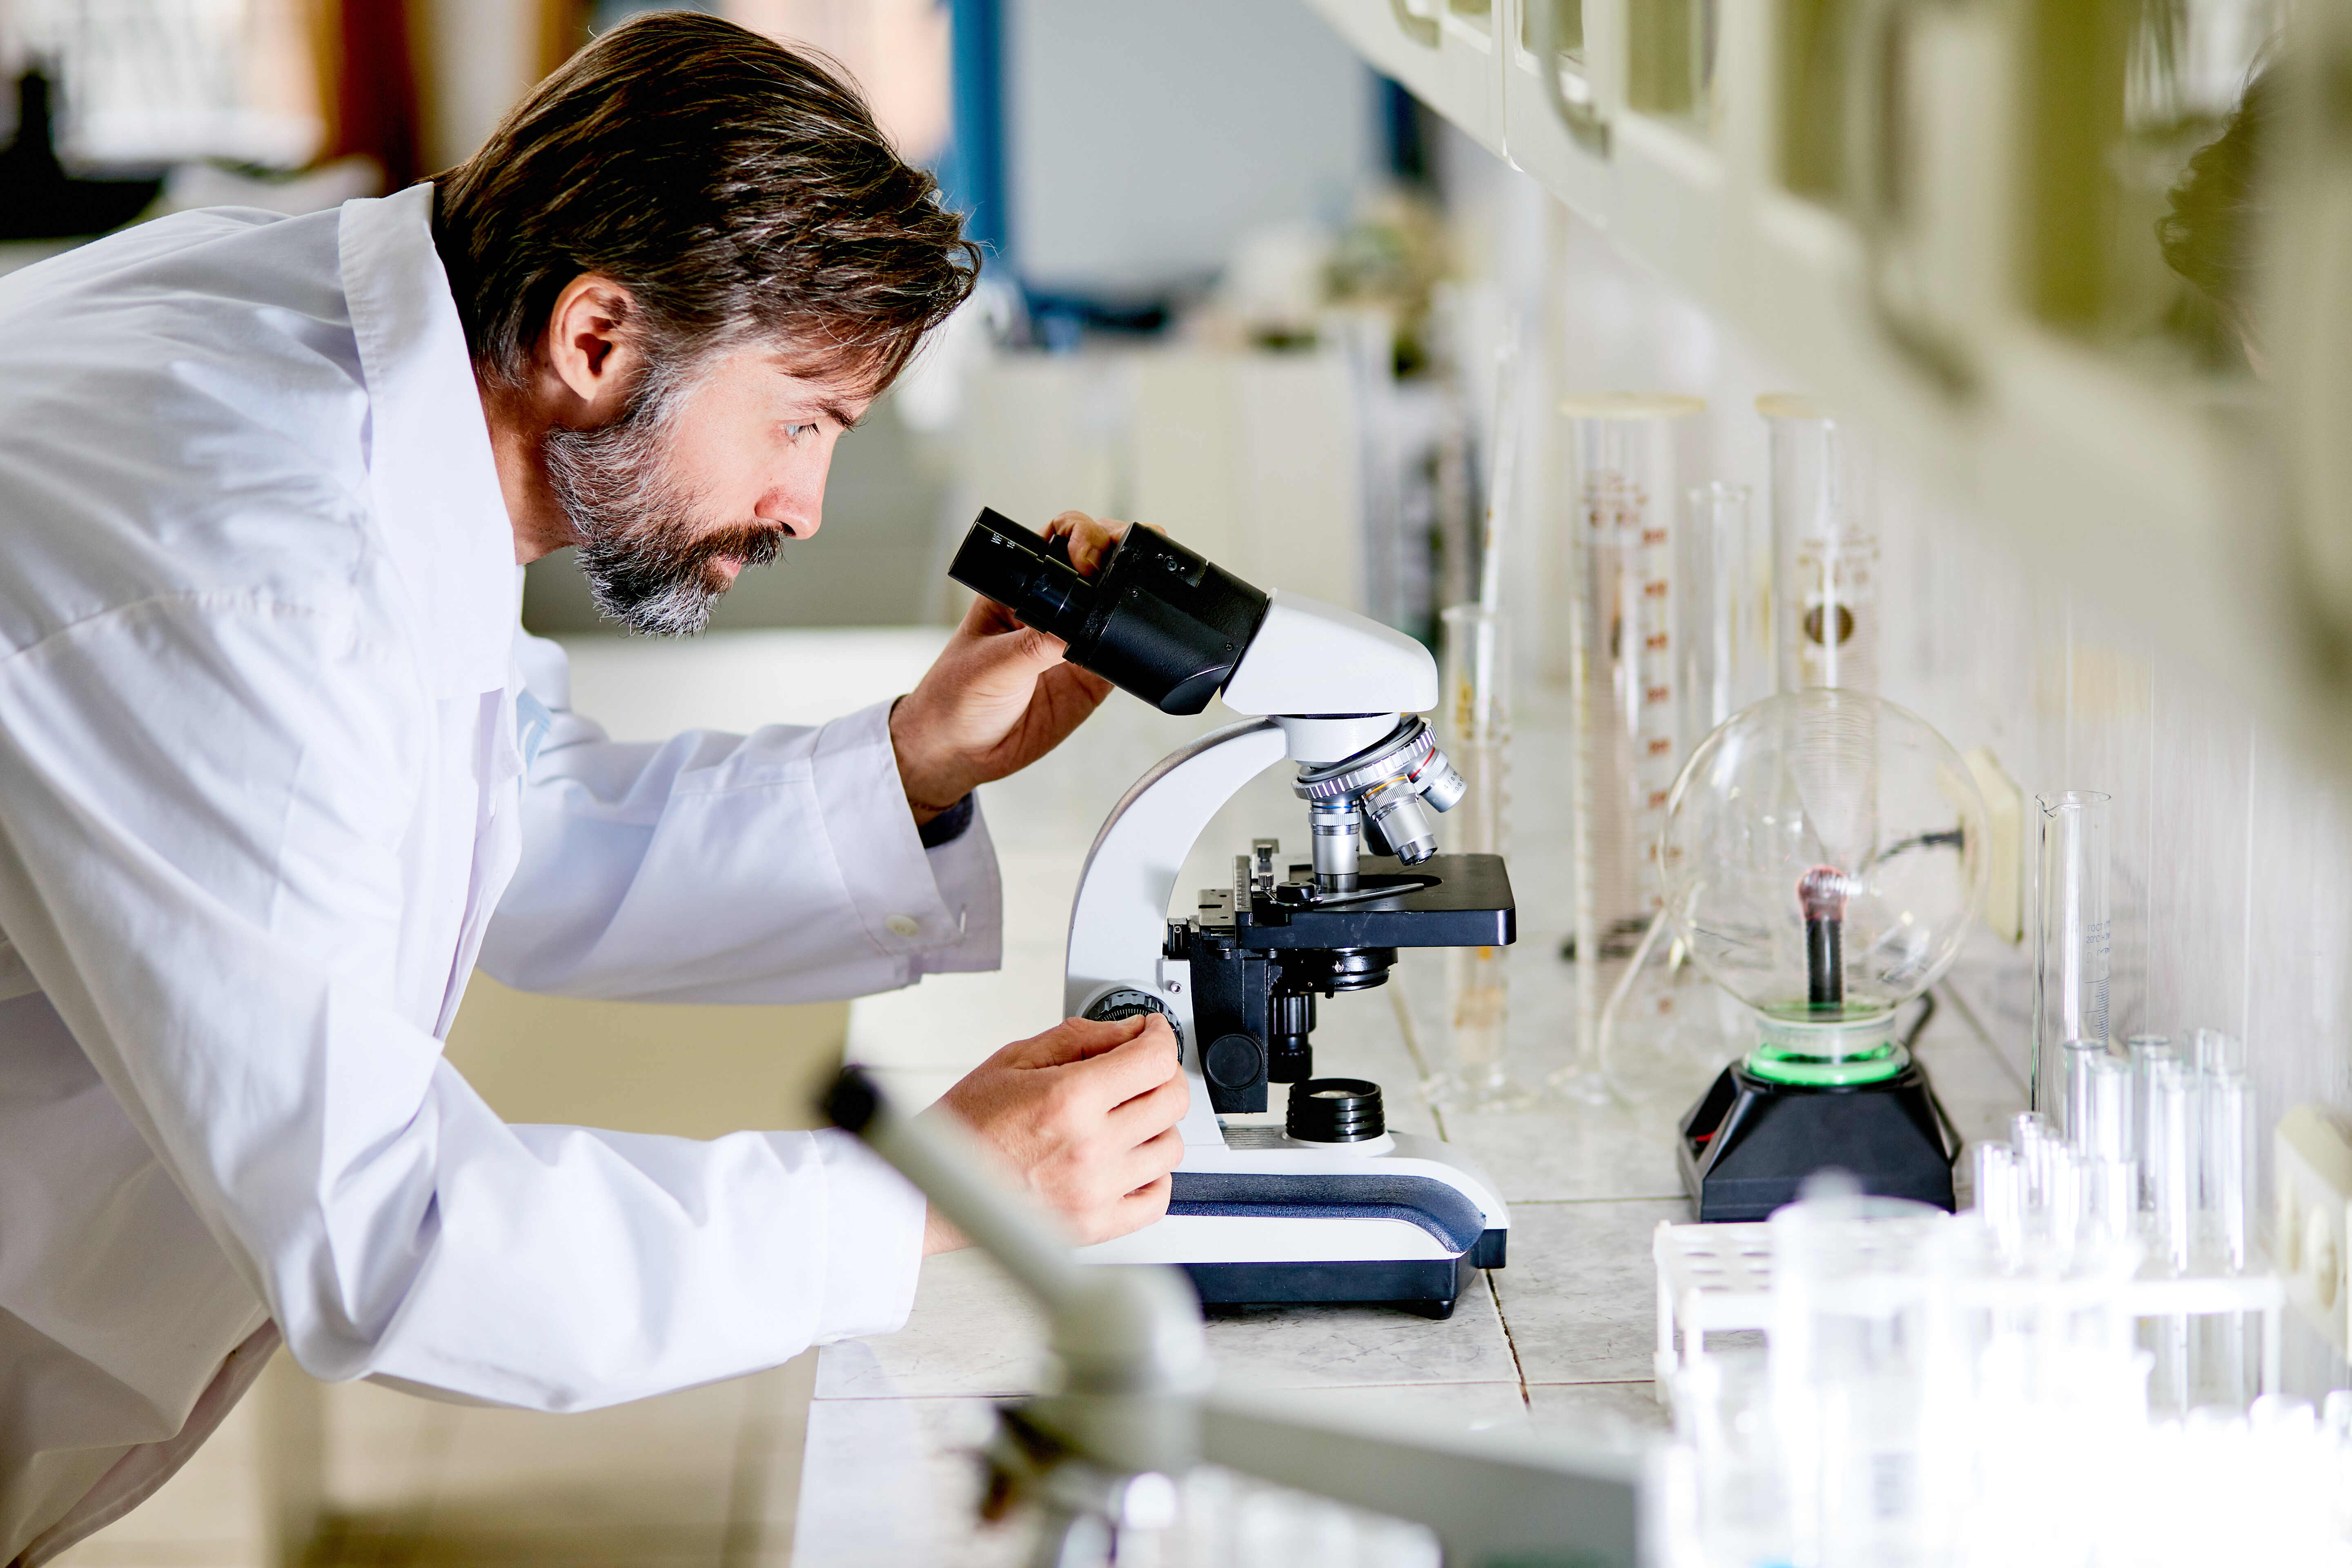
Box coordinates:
[0,184,1000,1563]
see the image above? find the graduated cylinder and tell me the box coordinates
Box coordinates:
[1561,394,1703,967]
[1760,394,1878,695]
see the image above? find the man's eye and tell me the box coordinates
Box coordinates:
[784,422,818,442]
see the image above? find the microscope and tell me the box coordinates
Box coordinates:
[949,511,1512,1318]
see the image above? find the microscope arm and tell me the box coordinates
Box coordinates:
[1062,719,1289,1030]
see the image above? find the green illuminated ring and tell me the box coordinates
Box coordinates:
[1745,1042,1910,1087]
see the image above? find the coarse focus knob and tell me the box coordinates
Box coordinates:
[1083,988,1184,1051]
[1285,1078,1385,1143]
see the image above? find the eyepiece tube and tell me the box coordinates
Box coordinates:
[947,507,1272,715]
[946,509,1096,644]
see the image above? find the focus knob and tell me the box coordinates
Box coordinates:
[1082,987,1184,1051]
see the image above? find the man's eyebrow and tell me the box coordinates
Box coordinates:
[818,398,863,431]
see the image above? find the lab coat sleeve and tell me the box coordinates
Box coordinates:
[0,597,924,1409]
[478,633,1002,1004]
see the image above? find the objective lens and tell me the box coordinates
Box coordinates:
[1414,748,1468,814]
[1310,801,1361,887]
[1363,779,1439,864]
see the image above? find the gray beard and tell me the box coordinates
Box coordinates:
[541,393,786,637]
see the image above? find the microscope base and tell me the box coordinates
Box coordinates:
[1184,1250,1492,1320]
[1074,1129,1509,1317]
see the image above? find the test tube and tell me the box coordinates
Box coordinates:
[1975,1142,2023,1261]
[2204,1069,2255,1274]
[2125,1034,2175,1206]
[1758,394,1878,694]
[2071,1054,2137,1245]
[2073,1052,2132,1158]
[2086,1155,2138,1245]
[2147,1060,2197,1274]
[2062,1039,2111,1151]
[2193,1027,2247,1077]
[1681,480,1772,736]
[2045,1144,2086,1255]
[2011,1111,2056,1212]
[2033,793,2112,1117]
[1430,605,1532,1111]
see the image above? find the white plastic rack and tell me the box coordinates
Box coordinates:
[1651,1218,2287,1401]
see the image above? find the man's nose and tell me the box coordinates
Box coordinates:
[766,455,829,540]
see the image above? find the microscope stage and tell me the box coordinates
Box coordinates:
[1214,851,1516,951]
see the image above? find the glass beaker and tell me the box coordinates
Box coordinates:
[1429,605,1534,1111]
[1557,393,1702,1103]
[1760,395,1878,695]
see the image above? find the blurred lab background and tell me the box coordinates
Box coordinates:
[4,0,2343,1564]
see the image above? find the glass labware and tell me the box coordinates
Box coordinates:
[1768,1175,1947,1568]
[1658,688,1989,1088]
[1426,604,1534,1111]
[1554,393,1702,1105]
[1760,395,1878,695]
[2034,792,2113,1116]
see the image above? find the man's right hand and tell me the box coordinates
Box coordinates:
[921,1013,1189,1253]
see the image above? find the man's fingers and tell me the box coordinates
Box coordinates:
[1076,1012,1173,1060]
[1104,1174,1174,1238]
[953,618,1068,685]
[1105,1066,1189,1143]
[1062,1022,1185,1109]
[1008,1012,1147,1069]
[958,590,1018,638]
[1044,511,1127,578]
[1114,1125,1186,1195]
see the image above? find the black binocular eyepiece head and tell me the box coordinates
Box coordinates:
[947,509,1272,716]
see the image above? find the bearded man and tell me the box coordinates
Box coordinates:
[0,13,1187,1562]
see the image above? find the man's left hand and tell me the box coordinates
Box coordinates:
[889,510,1127,824]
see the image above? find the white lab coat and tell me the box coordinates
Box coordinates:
[0,184,1002,1564]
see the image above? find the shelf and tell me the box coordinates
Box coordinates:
[1293,0,2344,755]
[1301,0,1505,155]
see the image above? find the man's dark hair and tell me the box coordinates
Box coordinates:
[434,10,978,396]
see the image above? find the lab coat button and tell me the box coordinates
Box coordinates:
[885,914,922,938]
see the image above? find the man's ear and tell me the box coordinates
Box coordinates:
[541,273,641,417]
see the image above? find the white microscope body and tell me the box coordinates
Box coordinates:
[1059,597,1510,1316]
[949,510,1510,1315]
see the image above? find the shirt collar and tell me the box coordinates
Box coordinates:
[337,183,519,697]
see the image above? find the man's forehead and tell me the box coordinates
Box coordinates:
[756,352,872,399]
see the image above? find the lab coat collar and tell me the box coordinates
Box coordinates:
[338,183,519,697]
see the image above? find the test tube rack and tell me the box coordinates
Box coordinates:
[1650,1219,2285,1402]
